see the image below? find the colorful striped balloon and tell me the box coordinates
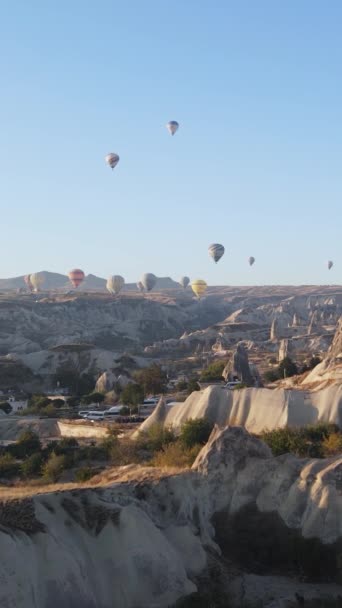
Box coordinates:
[68,269,85,288]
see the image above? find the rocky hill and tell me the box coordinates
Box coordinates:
[0,286,341,390]
[0,271,181,292]
[0,426,341,607]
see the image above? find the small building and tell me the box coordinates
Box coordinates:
[7,396,28,413]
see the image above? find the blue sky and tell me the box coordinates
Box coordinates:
[0,0,341,285]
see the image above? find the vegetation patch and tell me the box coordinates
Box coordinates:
[0,499,45,534]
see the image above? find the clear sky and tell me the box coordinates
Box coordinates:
[1,0,341,285]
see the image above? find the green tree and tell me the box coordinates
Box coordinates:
[263,369,281,383]
[0,453,20,479]
[28,395,52,410]
[175,380,188,392]
[179,418,213,448]
[16,430,41,457]
[21,453,44,478]
[42,453,67,483]
[67,396,80,408]
[0,402,12,415]
[278,357,298,378]
[121,383,144,406]
[199,360,226,382]
[309,356,322,370]
[81,392,105,405]
[134,364,167,395]
[187,378,201,394]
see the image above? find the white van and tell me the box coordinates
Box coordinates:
[224,381,241,390]
[84,411,105,421]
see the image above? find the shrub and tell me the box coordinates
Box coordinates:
[21,453,44,478]
[134,364,167,395]
[263,369,281,383]
[233,383,247,390]
[121,383,144,406]
[278,357,298,378]
[42,453,67,483]
[0,402,12,415]
[75,466,96,482]
[179,418,213,448]
[187,378,201,394]
[109,440,141,466]
[16,430,41,457]
[0,453,20,478]
[136,424,176,452]
[322,433,342,457]
[151,442,201,468]
[81,392,105,405]
[175,380,188,391]
[199,360,226,382]
[261,424,341,458]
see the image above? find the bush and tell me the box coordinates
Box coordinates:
[322,433,342,457]
[151,442,201,468]
[21,453,44,478]
[233,383,247,390]
[137,424,176,452]
[109,440,141,466]
[134,364,167,395]
[0,402,12,415]
[187,378,201,394]
[81,392,105,405]
[175,380,188,392]
[42,453,67,483]
[278,357,298,378]
[261,424,342,458]
[75,466,96,482]
[121,383,144,406]
[199,360,226,382]
[28,395,52,410]
[263,369,281,383]
[16,430,41,457]
[0,453,20,478]
[179,418,213,448]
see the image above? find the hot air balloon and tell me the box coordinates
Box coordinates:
[137,281,145,293]
[328,260,334,270]
[106,275,125,295]
[68,269,85,289]
[30,273,44,293]
[24,274,33,292]
[141,273,157,292]
[166,121,179,136]
[105,153,120,170]
[208,243,225,264]
[249,256,255,266]
[180,276,190,289]
[191,279,207,299]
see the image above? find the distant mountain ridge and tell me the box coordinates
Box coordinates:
[0,271,181,291]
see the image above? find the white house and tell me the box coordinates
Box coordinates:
[8,396,28,413]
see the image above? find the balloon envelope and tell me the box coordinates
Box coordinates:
[208,243,225,264]
[105,153,120,170]
[328,260,333,270]
[249,256,255,266]
[107,275,125,295]
[24,274,33,291]
[136,281,145,292]
[141,273,157,292]
[68,269,85,288]
[166,121,179,136]
[30,273,44,292]
[180,276,190,289]
[191,279,207,298]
